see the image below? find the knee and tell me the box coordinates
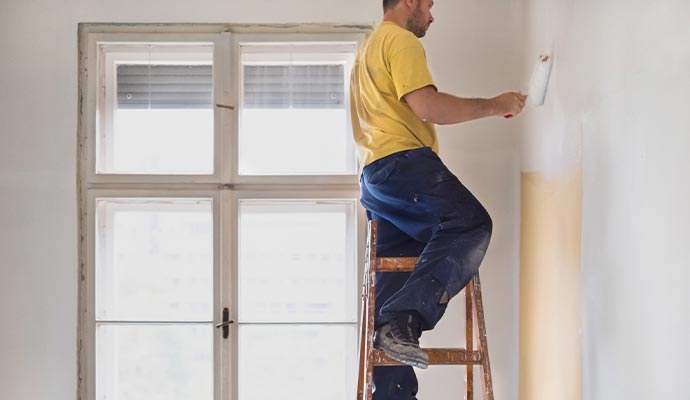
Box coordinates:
[437,207,492,236]
[481,209,493,235]
[468,203,492,237]
[473,209,493,255]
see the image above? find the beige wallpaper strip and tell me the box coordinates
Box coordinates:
[519,168,583,400]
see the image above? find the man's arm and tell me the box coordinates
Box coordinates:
[403,86,527,125]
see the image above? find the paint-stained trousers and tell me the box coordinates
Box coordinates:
[359,147,493,400]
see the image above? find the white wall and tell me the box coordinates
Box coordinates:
[521,0,690,398]
[0,1,522,400]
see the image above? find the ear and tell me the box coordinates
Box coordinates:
[403,0,417,10]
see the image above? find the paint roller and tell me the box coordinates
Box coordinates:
[504,54,553,118]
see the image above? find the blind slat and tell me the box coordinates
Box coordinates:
[117,64,213,109]
[117,63,346,110]
[243,64,344,109]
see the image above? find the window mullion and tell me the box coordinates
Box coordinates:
[218,31,235,185]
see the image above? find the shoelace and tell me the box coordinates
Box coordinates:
[408,315,422,341]
[390,314,420,345]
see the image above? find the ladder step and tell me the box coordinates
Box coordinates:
[375,257,417,272]
[371,348,484,366]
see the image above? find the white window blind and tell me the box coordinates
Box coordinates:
[242,64,344,109]
[117,64,213,109]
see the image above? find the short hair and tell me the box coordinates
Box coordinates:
[383,0,401,11]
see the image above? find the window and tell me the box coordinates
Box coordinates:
[78,24,368,400]
[94,198,214,399]
[239,43,357,175]
[98,44,215,175]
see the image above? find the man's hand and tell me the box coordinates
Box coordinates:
[491,92,527,119]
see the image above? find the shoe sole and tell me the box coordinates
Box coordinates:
[377,344,429,369]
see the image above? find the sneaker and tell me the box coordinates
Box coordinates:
[374,313,429,369]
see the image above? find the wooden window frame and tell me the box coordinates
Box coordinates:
[77,23,370,400]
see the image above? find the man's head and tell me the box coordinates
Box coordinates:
[382,0,401,11]
[383,0,435,38]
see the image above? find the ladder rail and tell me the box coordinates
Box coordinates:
[466,278,475,400]
[472,275,494,400]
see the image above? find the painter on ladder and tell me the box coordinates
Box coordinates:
[350,0,526,398]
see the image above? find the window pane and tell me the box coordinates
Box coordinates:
[96,198,213,322]
[97,324,213,400]
[112,108,213,174]
[238,325,356,400]
[238,45,357,175]
[238,201,357,323]
[98,44,214,175]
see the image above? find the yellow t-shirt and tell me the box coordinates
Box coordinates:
[350,21,438,168]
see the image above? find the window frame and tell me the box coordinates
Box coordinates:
[238,42,358,178]
[231,33,363,185]
[99,43,216,175]
[78,23,370,400]
[84,188,222,400]
[224,188,366,400]
[83,30,228,185]
[81,29,366,186]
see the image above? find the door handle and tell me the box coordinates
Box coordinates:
[215,307,234,339]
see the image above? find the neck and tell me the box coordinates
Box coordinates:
[382,10,408,29]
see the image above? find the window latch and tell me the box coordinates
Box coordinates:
[215,103,236,110]
[215,307,234,339]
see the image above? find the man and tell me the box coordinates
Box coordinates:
[350,0,526,398]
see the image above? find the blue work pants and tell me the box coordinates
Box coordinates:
[359,147,492,400]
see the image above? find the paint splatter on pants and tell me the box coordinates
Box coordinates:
[360,147,493,400]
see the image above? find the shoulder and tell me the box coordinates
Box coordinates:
[374,23,423,52]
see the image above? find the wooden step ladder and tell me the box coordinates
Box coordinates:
[357,220,494,400]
